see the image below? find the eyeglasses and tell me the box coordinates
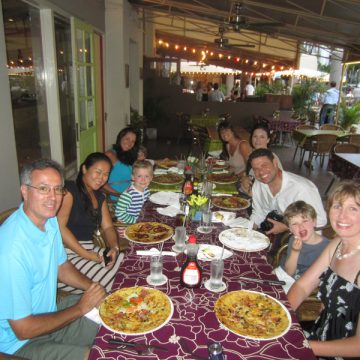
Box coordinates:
[26,184,66,195]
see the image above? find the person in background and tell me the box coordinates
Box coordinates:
[209,83,225,102]
[115,160,153,237]
[195,81,203,102]
[231,81,241,101]
[353,83,360,103]
[218,120,252,176]
[319,81,339,125]
[245,81,255,97]
[282,201,329,279]
[0,159,105,359]
[288,180,360,359]
[103,127,140,198]
[137,145,147,161]
[57,152,123,294]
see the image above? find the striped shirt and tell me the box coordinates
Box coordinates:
[115,185,150,224]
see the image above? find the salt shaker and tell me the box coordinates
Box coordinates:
[208,342,225,360]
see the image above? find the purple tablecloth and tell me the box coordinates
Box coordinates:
[264,117,300,133]
[89,202,315,360]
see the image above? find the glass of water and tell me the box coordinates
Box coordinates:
[200,208,212,234]
[149,255,164,284]
[210,259,224,290]
[173,226,186,253]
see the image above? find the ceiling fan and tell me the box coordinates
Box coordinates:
[229,2,282,33]
[214,25,255,48]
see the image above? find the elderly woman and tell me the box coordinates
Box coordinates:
[288,180,360,359]
[217,120,252,176]
[57,152,123,293]
[103,126,140,198]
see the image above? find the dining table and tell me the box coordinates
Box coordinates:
[293,129,349,146]
[332,153,360,180]
[263,116,301,146]
[89,193,316,359]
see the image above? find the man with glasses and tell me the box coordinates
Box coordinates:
[0,159,106,360]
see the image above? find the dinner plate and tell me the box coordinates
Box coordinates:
[212,196,251,211]
[99,287,174,336]
[219,227,270,252]
[214,290,291,340]
[207,173,236,184]
[151,173,184,185]
[194,244,233,261]
[149,191,180,206]
[211,211,236,223]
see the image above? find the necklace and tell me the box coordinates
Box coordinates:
[335,242,360,260]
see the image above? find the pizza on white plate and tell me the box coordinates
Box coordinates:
[125,222,173,244]
[152,173,183,185]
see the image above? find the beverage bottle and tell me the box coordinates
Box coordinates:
[193,181,199,196]
[180,235,202,288]
[182,166,193,196]
[208,342,225,360]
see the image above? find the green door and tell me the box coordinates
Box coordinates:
[72,18,97,162]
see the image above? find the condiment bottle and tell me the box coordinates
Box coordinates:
[180,234,202,288]
[193,181,199,196]
[208,342,225,360]
[182,166,193,196]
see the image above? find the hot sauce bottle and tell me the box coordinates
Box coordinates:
[180,235,202,288]
[182,165,193,196]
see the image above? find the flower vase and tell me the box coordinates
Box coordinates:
[191,210,202,222]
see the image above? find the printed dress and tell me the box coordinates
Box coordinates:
[307,267,360,360]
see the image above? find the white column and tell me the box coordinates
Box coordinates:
[329,49,343,88]
[225,74,234,97]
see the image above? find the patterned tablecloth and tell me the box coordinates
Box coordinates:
[89,202,315,360]
[264,117,301,133]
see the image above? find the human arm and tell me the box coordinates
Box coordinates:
[284,237,302,276]
[58,260,93,290]
[115,192,137,224]
[100,200,119,268]
[239,174,253,196]
[265,218,289,235]
[57,191,101,263]
[8,282,105,340]
[238,141,252,165]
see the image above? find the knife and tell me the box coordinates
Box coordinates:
[239,276,286,286]
[108,339,169,352]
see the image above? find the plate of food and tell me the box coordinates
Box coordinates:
[196,244,233,261]
[125,222,174,244]
[219,227,269,252]
[212,196,250,211]
[207,173,237,184]
[211,211,236,223]
[155,158,178,169]
[149,191,180,206]
[214,290,291,340]
[99,286,173,335]
[152,173,184,185]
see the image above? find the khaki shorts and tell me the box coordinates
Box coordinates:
[15,295,99,360]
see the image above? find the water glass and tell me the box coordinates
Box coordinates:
[203,181,213,197]
[149,255,164,284]
[210,259,224,290]
[201,208,212,233]
[174,226,186,252]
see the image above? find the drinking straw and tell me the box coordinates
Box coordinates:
[159,240,165,257]
[220,243,225,260]
[183,204,189,227]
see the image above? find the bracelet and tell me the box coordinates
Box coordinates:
[111,246,120,253]
[291,247,301,252]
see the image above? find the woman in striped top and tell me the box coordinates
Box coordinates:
[115,160,153,236]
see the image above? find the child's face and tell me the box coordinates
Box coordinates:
[288,214,316,243]
[137,150,146,161]
[132,168,153,191]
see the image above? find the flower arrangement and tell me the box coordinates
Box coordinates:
[187,194,208,220]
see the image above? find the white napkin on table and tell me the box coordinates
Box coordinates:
[168,167,184,175]
[136,247,176,257]
[224,217,250,228]
[274,266,295,294]
[85,307,101,324]
[156,203,181,217]
[150,191,180,206]
[154,168,168,175]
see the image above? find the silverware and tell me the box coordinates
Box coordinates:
[239,276,285,286]
[108,339,168,353]
[179,338,208,360]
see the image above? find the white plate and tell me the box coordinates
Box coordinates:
[215,290,291,340]
[219,228,270,252]
[149,191,180,206]
[211,211,236,223]
[185,244,233,261]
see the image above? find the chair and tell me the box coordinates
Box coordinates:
[188,124,210,156]
[349,133,360,145]
[292,124,316,163]
[0,207,17,225]
[320,124,343,130]
[306,134,338,168]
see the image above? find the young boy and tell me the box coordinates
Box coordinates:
[282,201,329,280]
[115,160,153,236]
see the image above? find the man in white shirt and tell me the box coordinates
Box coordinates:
[245,81,255,97]
[248,149,327,235]
[209,83,225,102]
[353,84,360,103]
[319,81,339,125]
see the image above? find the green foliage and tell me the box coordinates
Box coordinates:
[255,80,284,97]
[338,100,360,130]
[143,96,170,126]
[317,63,331,73]
[130,107,146,130]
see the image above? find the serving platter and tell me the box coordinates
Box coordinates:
[152,173,183,185]
[212,196,250,211]
[124,222,174,244]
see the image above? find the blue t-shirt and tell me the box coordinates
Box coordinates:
[108,160,132,198]
[0,204,67,354]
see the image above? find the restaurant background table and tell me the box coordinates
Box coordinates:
[89,202,315,360]
[263,116,300,146]
[332,153,360,180]
[293,129,349,146]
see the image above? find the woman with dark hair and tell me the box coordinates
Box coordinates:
[57,152,123,293]
[103,126,140,197]
[217,120,252,176]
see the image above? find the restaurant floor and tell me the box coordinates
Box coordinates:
[144,137,333,200]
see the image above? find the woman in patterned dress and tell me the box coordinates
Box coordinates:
[288,180,360,359]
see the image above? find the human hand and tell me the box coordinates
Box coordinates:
[87,251,102,263]
[105,248,119,268]
[265,219,288,235]
[292,237,302,251]
[78,283,106,314]
[240,175,253,195]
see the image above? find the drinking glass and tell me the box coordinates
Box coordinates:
[209,259,224,290]
[200,208,212,234]
[173,226,186,252]
[203,181,213,198]
[149,255,164,284]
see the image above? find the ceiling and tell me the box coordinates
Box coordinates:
[129,0,360,68]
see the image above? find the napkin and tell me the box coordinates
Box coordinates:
[208,150,222,157]
[156,205,181,217]
[212,211,236,223]
[85,307,101,324]
[273,266,295,294]
[154,168,168,175]
[224,217,250,228]
[150,191,180,206]
[136,247,176,257]
[168,167,184,175]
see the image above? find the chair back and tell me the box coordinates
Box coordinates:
[349,134,360,145]
[0,208,17,225]
[295,124,317,130]
[311,134,338,154]
[334,143,360,154]
[320,124,342,130]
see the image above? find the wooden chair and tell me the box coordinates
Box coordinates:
[305,134,338,168]
[292,124,316,164]
[320,124,343,130]
[0,208,17,225]
[349,133,360,145]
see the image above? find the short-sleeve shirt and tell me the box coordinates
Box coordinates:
[0,204,67,354]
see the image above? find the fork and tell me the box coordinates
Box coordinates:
[179,338,207,360]
[106,343,153,355]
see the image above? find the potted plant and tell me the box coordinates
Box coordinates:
[338,100,360,131]
[130,107,146,142]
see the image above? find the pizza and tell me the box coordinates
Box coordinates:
[99,287,173,334]
[125,222,173,244]
[152,173,183,185]
[214,290,291,340]
[207,173,237,184]
[212,196,250,210]
[155,158,178,169]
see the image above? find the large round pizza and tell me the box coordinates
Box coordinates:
[125,222,173,244]
[99,287,173,335]
[152,173,184,185]
[214,290,291,340]
[155,158,178,169]
[207,173,237,184]
[212,195,250,210]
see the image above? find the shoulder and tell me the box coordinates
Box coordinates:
[105,150,117,164]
